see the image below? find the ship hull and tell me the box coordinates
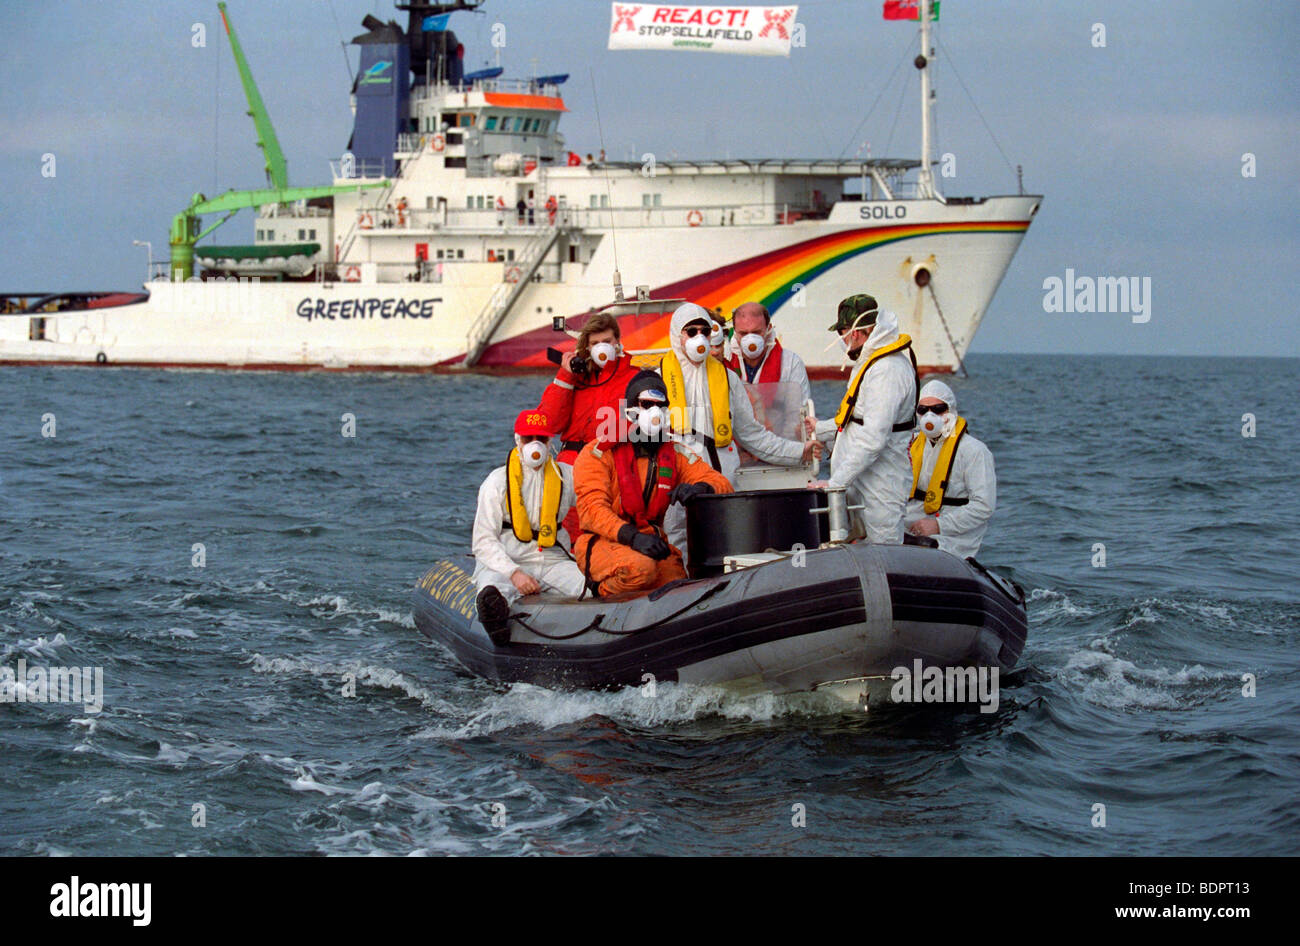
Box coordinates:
[1,197,1038,374]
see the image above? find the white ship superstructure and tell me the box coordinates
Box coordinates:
[1,1,1040,376]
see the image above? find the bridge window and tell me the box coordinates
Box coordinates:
[485,116,497,131]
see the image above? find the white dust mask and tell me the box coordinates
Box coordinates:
[590,341,618,368]
[739,333,766,359]
[918,408,948,439]
[685,335,709,363]
[521,440,548,468]
[636,405,666,439]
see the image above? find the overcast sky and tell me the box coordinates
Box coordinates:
[1,0,1296,357]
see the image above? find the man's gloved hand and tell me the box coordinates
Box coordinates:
[668,482,714,506]
[630,532,670,560]
[617,523,670,560]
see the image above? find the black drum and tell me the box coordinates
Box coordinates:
[685,489,829,578]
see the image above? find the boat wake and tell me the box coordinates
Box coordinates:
[412,681,861,741]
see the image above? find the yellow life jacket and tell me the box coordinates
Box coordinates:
[506,449,562,547]
[659,353,732,448]
[910,416,968,514]
[833,334,918,430]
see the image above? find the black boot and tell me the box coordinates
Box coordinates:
[476,586,512,646]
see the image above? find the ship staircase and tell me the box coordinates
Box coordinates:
[462,225,561,367]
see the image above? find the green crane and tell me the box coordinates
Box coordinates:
[219,1,288,189]
[169,3,388,280]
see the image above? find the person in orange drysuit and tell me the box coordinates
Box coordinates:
[573,370,732,597]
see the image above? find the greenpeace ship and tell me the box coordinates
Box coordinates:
[0,1,1040,376]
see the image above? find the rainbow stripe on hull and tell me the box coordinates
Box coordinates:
[479,218,1032,372]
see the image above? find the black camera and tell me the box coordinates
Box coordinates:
[569,353,594,378]
[546,346,595,380]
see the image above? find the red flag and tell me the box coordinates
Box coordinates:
[883,1,938,21]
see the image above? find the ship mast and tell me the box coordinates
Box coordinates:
[915,0,938,199]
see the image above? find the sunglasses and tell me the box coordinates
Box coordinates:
[916,403,950,416]
[636,398,668,410]
[682,325,710,338]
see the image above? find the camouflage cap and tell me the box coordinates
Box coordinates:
[828,293,879,332]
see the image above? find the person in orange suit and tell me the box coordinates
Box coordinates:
[573,370,732,597]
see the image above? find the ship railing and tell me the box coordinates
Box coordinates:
[257,204,333,219]
[313,259,564,286]
[329,159,389,181]
[395,133,446,155]
[412,78,562,101]
[353,203,830,232]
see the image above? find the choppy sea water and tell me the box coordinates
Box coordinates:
[1,354,1297,856]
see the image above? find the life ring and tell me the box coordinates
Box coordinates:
[344,266,361,282]
[430,134,445,152]
[359,213,374,230]
[95,351,107,364]
[504,265,523,284]
[686,209,703,227]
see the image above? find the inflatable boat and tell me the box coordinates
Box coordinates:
[412,487,1027,700]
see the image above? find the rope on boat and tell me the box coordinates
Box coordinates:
[507,580,731,641]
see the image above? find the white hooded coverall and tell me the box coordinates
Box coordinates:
[660,303,807,555]
[814,308,918,545]
[471,460,587,603]
[904,381,997,560]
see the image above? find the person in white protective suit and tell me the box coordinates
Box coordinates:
[473,408,586,645]
[904,379,997,559]
[812,293,919,544]
[657,302,821,556]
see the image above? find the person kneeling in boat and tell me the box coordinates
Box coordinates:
[904,380,997,559]
[473,409,587,646]
[573,371,733,597]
